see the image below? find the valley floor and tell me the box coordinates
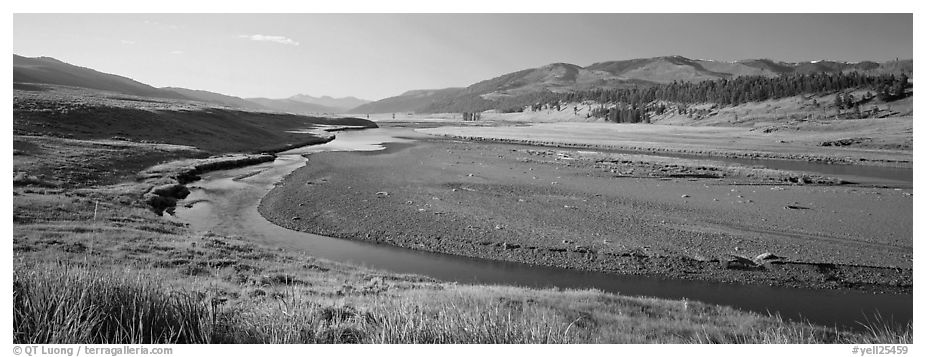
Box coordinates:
[12,177,910,344]
[19,194,902,344]
[260,129,912,293]
[417,118,913,167]
[12,119,913,344]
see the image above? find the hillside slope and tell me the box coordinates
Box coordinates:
[246,97,340,115]
[14,85,376,154]
[13,55,189,100]
[354,56,913,114]
[350,88,464,114]
[14,55,367,116]
[289,94,371,112]
[162,87,267,110]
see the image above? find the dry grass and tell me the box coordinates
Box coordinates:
[852,313,913,344]
[13,263,214,344]
[13,259,912,344]
[11,156,911,344]
[12,192,912,344]
[653,91,913,127]
[419,96,913,166]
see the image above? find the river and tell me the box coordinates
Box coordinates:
[174,127,912,330]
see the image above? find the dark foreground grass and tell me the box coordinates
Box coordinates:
[13,259,912,344]
[12,262,599,343]
[14,264,213,344]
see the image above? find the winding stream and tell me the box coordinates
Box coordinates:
[174,127,912,330]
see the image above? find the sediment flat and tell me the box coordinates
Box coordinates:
[418,119,913,167]
[259,133,912,293]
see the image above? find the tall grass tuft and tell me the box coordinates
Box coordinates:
[217,286,375,344]
[364,291,584,343]
[691,312,913,344]
[217,288,583,343]
[854,313,913,344]
[13,263,215,344]
[12,262,912,344]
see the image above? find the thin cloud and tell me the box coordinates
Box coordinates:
[239,34,300,46]
[170,50,184,55]
[120,40,136,45]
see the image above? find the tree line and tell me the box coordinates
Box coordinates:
[554,71,910,109]
[420,71,911,122]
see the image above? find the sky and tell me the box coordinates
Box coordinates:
[13,13,913,101]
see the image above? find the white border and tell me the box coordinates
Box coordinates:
[4,4,921,356]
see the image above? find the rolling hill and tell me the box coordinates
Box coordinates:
[162,87,266,110]
[349,88,465,114]
[352,56,913,114]
[163,89,368,114]
[288,94,370,112]
[14,54,366,115]
[14,54,911,116]
[245,97,340,115]
[14,55,189,100]
[14,85,378,154]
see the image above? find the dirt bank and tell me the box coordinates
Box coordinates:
[259,136,912,294]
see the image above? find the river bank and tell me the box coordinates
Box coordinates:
[17,138,909,344]
[259,132,912,294]
[12,120,913,343]
[19,192,898,343]
[131,125,376,215]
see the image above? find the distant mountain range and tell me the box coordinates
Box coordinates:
[234,94,371,114]
[160,86,265,109]
[349,88,465,114]
[13,54,912,115]
[287,94,370,112]
[13,54,369,115]
[352,56,913,114]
